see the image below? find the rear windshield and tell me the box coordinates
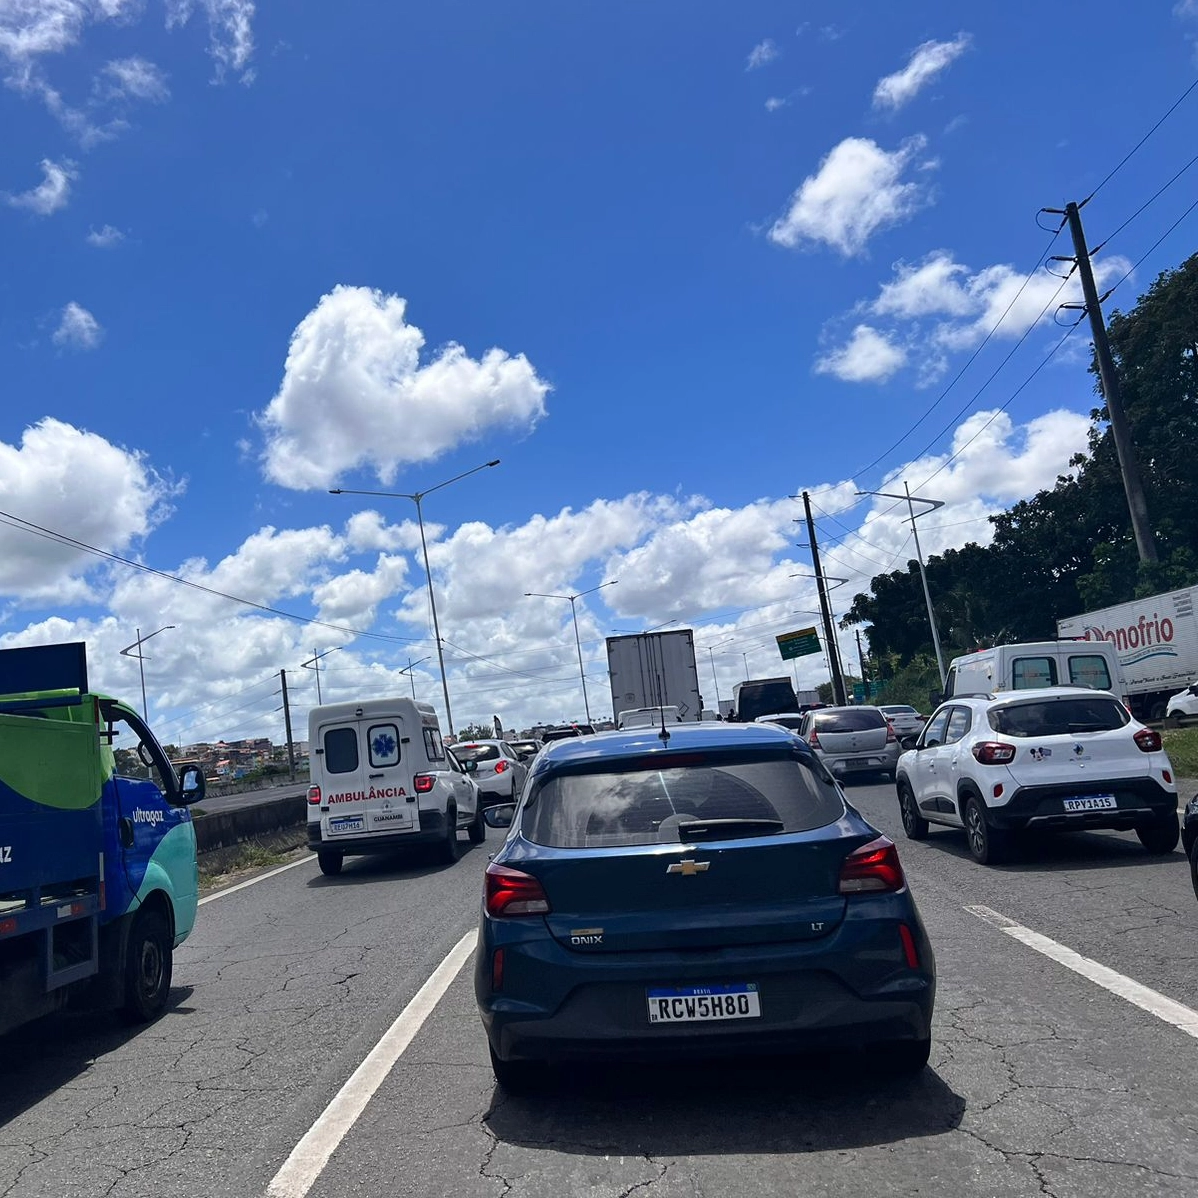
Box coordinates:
[762,715,804,730]
[880,706,917,716]
[520,754,845,848]
[813,709,885,732]
[988,696,1130,737]
[454,744,500,762]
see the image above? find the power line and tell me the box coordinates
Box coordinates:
[1092,151,1198,254]
[0,509,420,645]
[1103,192,1198,301]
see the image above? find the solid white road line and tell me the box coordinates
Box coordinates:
[965,904,1198,1042]
[198,856,312,905]
[265,928,478,1198]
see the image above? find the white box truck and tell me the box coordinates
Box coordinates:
[1057,585,1198,721]
[606,630,703,724]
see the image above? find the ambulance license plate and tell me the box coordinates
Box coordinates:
[328,816,365,835]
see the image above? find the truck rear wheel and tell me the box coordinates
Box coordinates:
[121,907,172,1024]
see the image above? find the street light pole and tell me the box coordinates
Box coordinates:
[300,647,342,705]
[119,625,176,720]
[525,581,618,723]
[855,483,947,688]
[398,656,431,700]
[330,459,500,735]
[703,637,734,710]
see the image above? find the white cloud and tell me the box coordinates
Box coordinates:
[312,554,409,626]
[765,96,786,111]
[86,223,124,246]
[4,158,76,215]
[257,285,550,490]
[0,418,170,601]
[768,136,931,256]
[872,252,974,318]
[746,39,778,70]
[342,510,427,554]
[98,55,169,102]
[165,0,255,80]
[815,325,907,383]
[52,301,103,349]
[873,34,972,111]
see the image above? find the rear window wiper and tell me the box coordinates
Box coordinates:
[677,818,785,842]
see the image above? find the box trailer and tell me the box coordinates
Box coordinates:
[606,631,703,723]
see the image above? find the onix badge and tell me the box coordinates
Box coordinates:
[666,859,710,876]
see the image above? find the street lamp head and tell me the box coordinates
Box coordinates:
[486,459,500,467]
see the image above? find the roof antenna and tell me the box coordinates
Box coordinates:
[655,670,670,742]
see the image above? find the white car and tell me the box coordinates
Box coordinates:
[450,739,529,807]
[894,686,1179,865]
[1166,682,1198,722]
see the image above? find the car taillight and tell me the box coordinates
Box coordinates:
[485,863,550,916]
[1133,728,1162,753]
[808,728,821,749]
[838,836,905,894]
[307,785,322,805]
[414,773,435,793]
[495,760,509,773]
[491,948,505,990]
[898,923,920,969]
[971,742,1016,764]
[885,721,897,744]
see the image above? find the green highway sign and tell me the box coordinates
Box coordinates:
[776,627,821,661]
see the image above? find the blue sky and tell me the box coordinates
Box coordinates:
[2,1,1196,741]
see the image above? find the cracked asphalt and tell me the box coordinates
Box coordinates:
[2,779,1196,1197]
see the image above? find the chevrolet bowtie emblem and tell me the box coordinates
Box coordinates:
[666,859,710,876]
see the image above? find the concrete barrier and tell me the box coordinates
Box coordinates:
[193,793,307,854]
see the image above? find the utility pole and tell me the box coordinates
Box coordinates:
[280,668,296,782]
[802,490,847,705]
[1049,200,1157,563]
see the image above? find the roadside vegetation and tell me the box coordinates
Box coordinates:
[1163,727,1198,780]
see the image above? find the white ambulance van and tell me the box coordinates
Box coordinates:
[944,640,1127,705]
[306,697,483,875]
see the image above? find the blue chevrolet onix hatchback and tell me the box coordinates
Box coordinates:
[475,722,936,1091]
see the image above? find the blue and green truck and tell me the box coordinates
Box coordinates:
[0,642,204,1036]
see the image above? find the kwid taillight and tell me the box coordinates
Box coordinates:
[885,721,897,744]
[807,728,821,749]
[413,773,436,793]
[307,785,322,805]
[971,741,1016,765]
[1134,728,1162,753]
[494,760,509,773]
[838,837,905,894]
[484,863,551,916]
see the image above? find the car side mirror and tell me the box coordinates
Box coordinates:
[483,803,516,829]
[178,765,206,804]
[462,759,478,773]
[899,735,920,751]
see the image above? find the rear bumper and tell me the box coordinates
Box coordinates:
[477,905,935,1064]
[307,808,452,855]
[988,777,1177,832]
[819,748,900,777]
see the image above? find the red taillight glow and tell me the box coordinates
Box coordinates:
[899,923,920,969]
[484,863,551,917]
[1134,728,1162,753]
[885,721,897,744]
[839,836,905,894]
[808,728,821,749]
[972,741,1016,765]
[494,760,509,774]
[1163,769,1173,784]
[307,784,322,805]
[413,773,435,793]
[491,948,505,990]
[993,783,1004,798]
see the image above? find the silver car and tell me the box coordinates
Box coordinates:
[878,705,927,739]
[798,705,900,783]
[451,740,529,807]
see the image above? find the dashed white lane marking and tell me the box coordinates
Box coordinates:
[265,928,477,1198]
[965,904,1198,1042]
[198,856,312,905]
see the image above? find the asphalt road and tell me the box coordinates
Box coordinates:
[2,779,1196,1197]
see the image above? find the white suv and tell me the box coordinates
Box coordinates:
[894,687,1179,865]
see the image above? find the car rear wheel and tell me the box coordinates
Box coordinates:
[877,1038,931,1075]
[489,1045,543,1094]
[1189,837,1198,901]
[964,796,1008,865]
[467,800,486,844]
[898,781,928,840]
[1136,814,1179,855]
[439,805,460,864]
[317,850,343,876]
